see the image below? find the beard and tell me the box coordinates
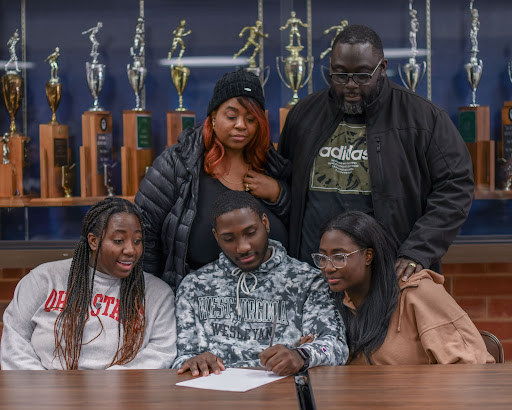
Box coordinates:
[337,74,385,116]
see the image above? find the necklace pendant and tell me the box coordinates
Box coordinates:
[95,302,102,310]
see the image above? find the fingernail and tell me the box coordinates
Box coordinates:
[402,276,408,282]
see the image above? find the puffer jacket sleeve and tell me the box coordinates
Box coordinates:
[261,146,292,223]
[135,146,181,278]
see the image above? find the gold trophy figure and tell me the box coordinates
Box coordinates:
[234,20,268,68]
[280,11,308,49]
[169,19,192,111]
[168,19,191,64]
[276,11,313,106]
[44,47,62,124]
[398,0,426,93]
[320,20,348,60]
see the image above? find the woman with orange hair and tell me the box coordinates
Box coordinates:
[135,69,290,291]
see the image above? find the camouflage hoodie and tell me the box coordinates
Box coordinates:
[173,240,348,369]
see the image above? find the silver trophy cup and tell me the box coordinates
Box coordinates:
[127,65,147,111]
[465,58,483,107]
[86,62,105,111]
[399,59,427,92]
[508,61,512,84]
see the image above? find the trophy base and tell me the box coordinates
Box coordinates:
[1,135,29,197]
[458,106,490,143]
[0,163,15,197]
[167,110,196,147]
[81,111,112,198]
[458,105,494,190]
[88,107,105,112]
[39,123,69,199]
[467,141,495,191]
[279,107,292,134]
[121,110,154,197]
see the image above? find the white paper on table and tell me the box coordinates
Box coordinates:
[175,368,287,392]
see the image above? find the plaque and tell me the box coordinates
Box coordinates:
[501,101,512,161]
[80,111,112,197]
[121,111,154,196]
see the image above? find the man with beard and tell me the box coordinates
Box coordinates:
[172,191,348,377]
[278,25,473,280]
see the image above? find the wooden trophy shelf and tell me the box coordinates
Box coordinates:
[1,196,135,208]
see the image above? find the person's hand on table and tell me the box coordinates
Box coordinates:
[243,171,281,203]
[395,257,423,282]
[177,352,225,377]
[259,344,304,376]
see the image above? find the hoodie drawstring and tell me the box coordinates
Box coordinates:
[231,267,258,315]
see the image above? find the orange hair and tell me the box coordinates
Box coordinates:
[203,97,269,177]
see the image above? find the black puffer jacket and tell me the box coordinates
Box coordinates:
[135,125,291,291]
[279,77,474,273]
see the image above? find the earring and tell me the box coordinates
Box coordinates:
[212,121,215,130]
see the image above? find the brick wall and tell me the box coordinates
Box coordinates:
[443,262,512,357]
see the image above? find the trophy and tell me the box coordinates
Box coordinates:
[122,17,153,197]
[276,11,313,131]
[44,47,62,124]
[1,29,29,199]
[320,20,349,86]
[39,47,71,199]
[80,22,112,198]
[233,20,270,87]
[83,22,105,111]
[458,1,493,192]
[127,17,146,111]
[398,1,426,92]
[167,19,195,146]
[276,11,313,107]
[464,1,483,107]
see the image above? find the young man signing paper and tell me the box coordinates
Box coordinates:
[172,191,348,376]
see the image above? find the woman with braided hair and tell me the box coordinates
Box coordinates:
[1,197,176,370]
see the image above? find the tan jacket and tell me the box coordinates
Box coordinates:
[347,270,495,365]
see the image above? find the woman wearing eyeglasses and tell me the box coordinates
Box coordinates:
[313,211,494,365]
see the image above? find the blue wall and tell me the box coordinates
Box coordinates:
[1,0,511,240]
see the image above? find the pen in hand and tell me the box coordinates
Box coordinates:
[269,312,278,347]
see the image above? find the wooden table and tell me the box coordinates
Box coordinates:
[1,365,511,409]
[0,369,297,409]
[308,364,512,409]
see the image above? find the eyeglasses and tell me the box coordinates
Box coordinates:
[311,248,366,269]
[329,59,383,85]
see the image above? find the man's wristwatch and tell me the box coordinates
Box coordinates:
[294,347,311,373]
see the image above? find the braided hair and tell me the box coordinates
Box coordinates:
[54,197,146,369]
